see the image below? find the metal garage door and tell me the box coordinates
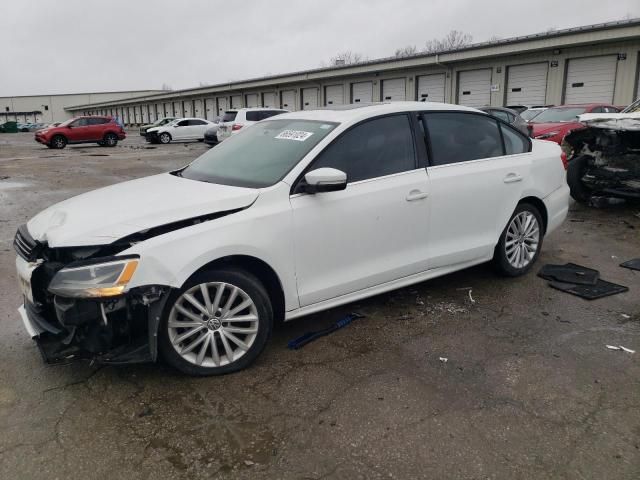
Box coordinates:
[162,103,169,117]
[193,99,204,118]
[506,63,548,106]
[230,95,242,109]
[281,90,296,110]
[217,97,228,116]
[457,69,492,107]
[262,92,277,108]
[351,81,373,103]
[184,101,194,117]
[324,85,344,106]
[245,93,259,108]
[381,78,406,101]
[564,56,617,103]
[417,74,445,102]
[302,88,319,110]
[173,101,182,117]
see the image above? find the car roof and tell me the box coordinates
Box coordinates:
[549,103,612,108]
[275,101,479,123]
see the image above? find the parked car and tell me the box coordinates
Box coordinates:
[216,108,288,142]
[139,117,176,137]
[520,107,548,122]
[146,118,215,144]
[479,106,529,135]
[529,104,620,145]
[34,116,126,149]
[564,98,640,204]
[15,102,569,376]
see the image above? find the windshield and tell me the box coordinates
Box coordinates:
[180,119,338,188]
[622,98,640,113]
[59,118,76,127]
[521,109,544,121]
[531,107,587,123]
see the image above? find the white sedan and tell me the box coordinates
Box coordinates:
[146,117,215,144]
[15,102,569,376]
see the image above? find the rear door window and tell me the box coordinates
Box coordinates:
[422,112,504,166]
[500,124,530,155]
[188,119,207,126]
[245,111,261,121]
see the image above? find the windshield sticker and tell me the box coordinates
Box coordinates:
[275,130,314,141]
[319,124,332,129]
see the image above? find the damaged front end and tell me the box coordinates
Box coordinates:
[564,104,640,205]
[14,224,170,365]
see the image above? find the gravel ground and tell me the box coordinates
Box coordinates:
[0,132,639,479]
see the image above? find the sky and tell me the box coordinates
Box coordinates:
[2,0,639,96]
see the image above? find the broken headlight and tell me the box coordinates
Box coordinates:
[48,256,139,298]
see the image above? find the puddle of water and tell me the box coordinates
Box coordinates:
[88,154,110,157]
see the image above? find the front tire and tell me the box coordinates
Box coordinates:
[158,269,273,376]
[567,155,592,203]
[159,132,171,144]
[493,203,544,276]
[50,135,67,149]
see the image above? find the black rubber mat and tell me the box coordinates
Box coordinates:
[549,279,629,300]
[538,263,599,286]
[620,258,640,271]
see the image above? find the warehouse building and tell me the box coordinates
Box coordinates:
[0,90,162,124]
[57,19,640,125]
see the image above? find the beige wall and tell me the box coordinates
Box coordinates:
[0,91,161,123]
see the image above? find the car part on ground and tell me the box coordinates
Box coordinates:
[564,110,640,205]
[537,262,599,285]
[15,102,569,375]
[287,313,364,350]
[620,258,640,271]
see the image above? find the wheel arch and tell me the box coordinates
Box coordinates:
[188,254,286,325]
[518,196,548,234]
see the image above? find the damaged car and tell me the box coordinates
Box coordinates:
[564,98,640,204]
[15,102,569,376]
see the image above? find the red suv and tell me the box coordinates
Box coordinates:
[35,116,126,149]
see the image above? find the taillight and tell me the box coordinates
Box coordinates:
[560,151,568,170]
[231,124,243,131]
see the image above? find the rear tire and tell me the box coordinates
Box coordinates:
[103,133,118,147]
[493,203,544,277]
[158,269,273,376]
[51,135,67,149]
[159,132,171,144]
[567,155,592,203]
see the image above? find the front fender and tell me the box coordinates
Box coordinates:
[121,190,299,310]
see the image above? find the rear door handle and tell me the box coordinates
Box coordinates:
[406,190,429,202]
[503,173,523,184]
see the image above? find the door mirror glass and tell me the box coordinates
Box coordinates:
[303,168,347,194]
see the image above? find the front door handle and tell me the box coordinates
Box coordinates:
[406,190,429,202]
[503,173,523,184]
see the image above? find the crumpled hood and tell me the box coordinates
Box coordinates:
[27,173,258,247]
[530,122,579,137]
[578,112,640,131]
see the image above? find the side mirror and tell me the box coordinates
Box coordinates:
[302,168,347,194]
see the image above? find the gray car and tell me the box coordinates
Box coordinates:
[479,106,530,136]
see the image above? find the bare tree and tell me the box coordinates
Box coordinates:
[394,45,418,58]
[423,30,473,53]
[329,51,366,66]
[161,83,173,91]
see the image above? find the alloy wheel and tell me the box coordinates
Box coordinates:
[167,282,259,368]
[505,211,540,269]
